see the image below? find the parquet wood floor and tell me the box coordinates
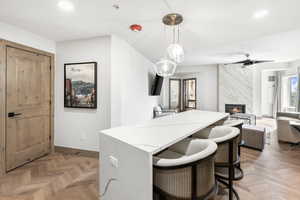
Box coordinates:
[0,153,98,200]
[215,140,300,200]
[215,118,300,200]
[0,119,300,200]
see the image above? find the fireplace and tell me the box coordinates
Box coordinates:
[225,104,246,115]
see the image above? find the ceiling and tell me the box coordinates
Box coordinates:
[1,0,300,65]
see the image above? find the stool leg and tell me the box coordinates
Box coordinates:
[191,165,197,200]
[160,194,166,200]
[217,179,240,200]
[229,140,234,200]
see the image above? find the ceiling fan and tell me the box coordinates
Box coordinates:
[226,53,274,66]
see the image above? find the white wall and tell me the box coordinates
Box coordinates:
[0,21,55,53]
[111,36,159,126]
[161,65,218,111]
[261,71,276,116]
[287,59,300,73]
[55,35,159,151]
[252,62,289,116]
[55,36,111,151]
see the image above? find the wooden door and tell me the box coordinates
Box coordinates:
[6,47,51,171]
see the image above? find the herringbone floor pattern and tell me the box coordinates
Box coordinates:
[0,153,98,200]
[1,119,300,200]
[215,118,300,200]
[215,142,300,200]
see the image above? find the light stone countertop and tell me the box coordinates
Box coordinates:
[100,110,228,154]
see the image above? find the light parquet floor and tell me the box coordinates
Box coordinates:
[215,118,300,200]
[215,139,300,200]
[0,153,99,200]
[1,118,300,200]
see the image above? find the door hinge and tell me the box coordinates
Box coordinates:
[49,65,51,70]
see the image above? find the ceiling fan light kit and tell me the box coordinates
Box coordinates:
[154,13,184,77]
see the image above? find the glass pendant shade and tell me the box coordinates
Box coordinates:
[167,43,184,63]
[154,58,177,77]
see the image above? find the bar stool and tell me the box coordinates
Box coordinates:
[153,138,218,200]
[193,126,240,200]
[222,120,244,181]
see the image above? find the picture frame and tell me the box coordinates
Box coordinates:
[64,62,97,109]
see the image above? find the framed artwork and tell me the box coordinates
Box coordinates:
[64,62,97,109]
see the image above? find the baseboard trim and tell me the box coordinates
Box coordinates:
[241,145,264,152]
[55,146,99,158]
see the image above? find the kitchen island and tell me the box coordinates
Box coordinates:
[99,110,228,200]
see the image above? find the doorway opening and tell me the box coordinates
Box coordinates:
[183,78,197,111]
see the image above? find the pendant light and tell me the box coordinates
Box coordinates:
[154,58,177,77]
[166,17,184,63]
[154,13,184,77]
[167,43,184,63]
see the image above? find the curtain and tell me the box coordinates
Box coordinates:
[272,71,282,118]
[297,67,300,112]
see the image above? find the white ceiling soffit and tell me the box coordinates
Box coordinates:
[0,0,300,65]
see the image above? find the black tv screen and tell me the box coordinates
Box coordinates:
[151,75,164,96]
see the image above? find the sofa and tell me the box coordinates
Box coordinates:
[277,112,300,144]
[153,105,178,118]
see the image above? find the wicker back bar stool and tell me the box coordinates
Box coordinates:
[222,120,244,181]
[153,138,218,200]
[193,126,240,200]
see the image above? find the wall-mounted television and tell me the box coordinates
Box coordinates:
[151,75,164,96]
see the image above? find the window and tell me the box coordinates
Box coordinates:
[289,76,298,108]
[282,75,298,112]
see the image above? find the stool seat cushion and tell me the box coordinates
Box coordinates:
[223,119,243,127]
[153,139,217,167]
[194,126,240,144]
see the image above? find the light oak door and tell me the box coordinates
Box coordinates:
[6,47,51,171]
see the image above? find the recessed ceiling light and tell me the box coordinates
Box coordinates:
[253,9,269,19]
[58,0,75,12]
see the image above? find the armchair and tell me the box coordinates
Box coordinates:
[276,112,300,144]
[153,105,178,118]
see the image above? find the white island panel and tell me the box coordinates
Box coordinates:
[100,133,152,200]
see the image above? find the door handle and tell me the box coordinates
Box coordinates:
[8,112,22,118]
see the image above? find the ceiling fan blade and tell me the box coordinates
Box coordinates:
[226,59,249,65]
[253,60,274,64]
